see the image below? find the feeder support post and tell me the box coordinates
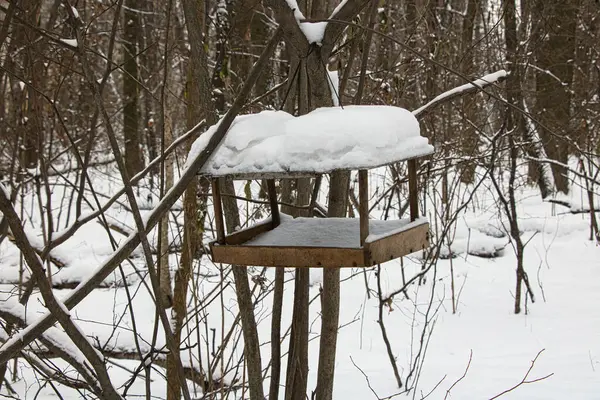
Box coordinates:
[212,179,226,244]
[408,159,418,222]
[358,170,369,246]
[266,179,280,227]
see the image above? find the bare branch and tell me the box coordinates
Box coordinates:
[489,349,553,399]
[444,350,473,400]
[322,0,373,54]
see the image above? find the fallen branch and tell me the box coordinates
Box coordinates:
[7,233,66,269]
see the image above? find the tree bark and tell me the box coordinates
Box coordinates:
[534,0,580,194]
[504,0,554,199]
[158,114,174,308]
[166,1,217,397]
[458,0,479,184]
[221,180,266,400]
[10,0,43,171]
[123,0,144,177]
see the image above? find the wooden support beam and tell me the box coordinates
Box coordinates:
[408,159,418,222]
[308,175,323,217]
[358,169,369,246]
[212,179,226,244]
[266,179,280,227]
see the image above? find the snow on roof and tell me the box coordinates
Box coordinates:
[185,105,433,179]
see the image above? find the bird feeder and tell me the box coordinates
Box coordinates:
[187,105,434,268]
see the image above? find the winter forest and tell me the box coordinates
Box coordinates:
[0,0,599,399]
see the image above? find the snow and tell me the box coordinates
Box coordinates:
[365,218,427,243]
[0,217,143,288]
[0,298,89,368]
[240,214,426,248]
[299,21,327,45]
[285,0,305,20]
[284,0,327,45]
[2,152,600,399]
[60,38,78,48]
[71,6,80,19]
[185,105,433,177]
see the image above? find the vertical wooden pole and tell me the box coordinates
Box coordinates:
[211,179,226,244]
[408,159,418,222]
[266,179,280,227]
[308,175,323,217]
[358,169,369,246]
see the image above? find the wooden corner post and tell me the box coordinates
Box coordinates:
[211,179,226,244]
[407,159,418,222]
[358,170,369,246]
[266,179,280,228]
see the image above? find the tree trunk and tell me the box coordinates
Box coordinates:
[140,0,159,184]
[458,0,479,184]
[14,0,43,170]
[166,1,215,397]
[534,0,580,194]
[211,4,267,396]
[123,0,144,177]
[504,0,555,199]
[158,114,174,308]
[221,180,266,400]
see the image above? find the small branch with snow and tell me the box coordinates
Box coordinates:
[526,156,600,188]
[59,38,78,48]
[412,70,508,118]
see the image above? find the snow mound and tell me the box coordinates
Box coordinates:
[185,105,433,178]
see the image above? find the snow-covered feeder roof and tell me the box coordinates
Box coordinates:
[185,105,434,179]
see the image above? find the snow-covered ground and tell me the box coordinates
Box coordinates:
[0,166,598,399]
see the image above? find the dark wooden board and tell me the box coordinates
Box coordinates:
[209,218,430,268]
[211,243,366,268]
[366,222,429,265]
[223,219,274,245]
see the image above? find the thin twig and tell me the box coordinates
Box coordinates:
[444,350,473,400]
[488,349,553,399]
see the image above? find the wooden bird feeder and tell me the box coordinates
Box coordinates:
[190,105,434,268]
